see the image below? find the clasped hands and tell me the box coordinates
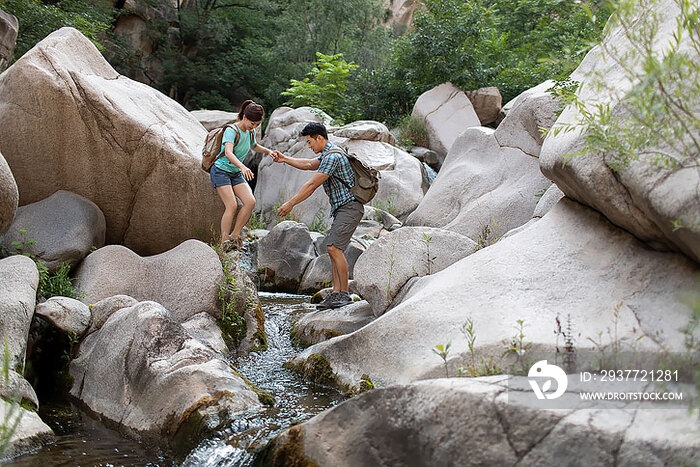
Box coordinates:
[270,149,285,163]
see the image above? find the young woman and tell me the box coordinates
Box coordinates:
[209,100,275,250]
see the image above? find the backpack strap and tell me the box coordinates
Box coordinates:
[215,123,242,163]
[325,148,355,190]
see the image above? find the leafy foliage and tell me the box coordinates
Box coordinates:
[351,0,612,124]
[282,53,359,122]
[0,0,115,60]
[548,0,700,232]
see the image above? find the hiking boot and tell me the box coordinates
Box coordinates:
[317,292,353,310]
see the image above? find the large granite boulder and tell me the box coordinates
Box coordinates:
[0,8,17,73]
[75,240,223,322]
[35,296,91,337]
[1,190,106,271]
[411,82,480,161]
[353,227,476,316]
[332,120,395,144]
[258,378,700,466]
[298,242,364,294]
[0,150,18,235]
[70,300,261,455]
[86,294,138,335]
[0,255,38,370]
[257,221,315,293]
[494,84,560,158]
[465,86,503,125]
[540,1,700,263]
[288,200,699,388]
[405,126,551,242]
[291,300,375,347]
[256,107,424,224]
[0,400,54,461]
[0,27,222,255]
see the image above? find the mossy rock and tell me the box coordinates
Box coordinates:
[284,353,338,388]
[253,426,319,467]
[230,367,276,407]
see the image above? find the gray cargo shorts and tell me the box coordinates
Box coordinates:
[325,200,364,251]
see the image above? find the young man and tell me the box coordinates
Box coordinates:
[273,122,363,310]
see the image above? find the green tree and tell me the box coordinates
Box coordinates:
[0,0,115,62]
[282,52,359,121]
[354,0,611,125]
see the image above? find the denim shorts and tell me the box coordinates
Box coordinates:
[210,165,247,188]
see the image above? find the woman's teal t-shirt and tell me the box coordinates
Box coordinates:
[214,124,256,173]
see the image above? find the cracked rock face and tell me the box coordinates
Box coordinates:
[259,377,700,466]
[353,226,477,316]
[69,300,260,453]
[540,0,700,263]
[0,27,219,255]
[0,150,18,235]
[1,190,105,272]
[411,82,481,162]
[405,126,551,241]
[75,239,223,323]
[290,199,699,387]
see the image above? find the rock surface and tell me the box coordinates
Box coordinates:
[0,400,54,461]
[354,226,476,316]
[332,120,395,144]
[70,301,260,454]
[190,109,238,131]
[0,28,221,255]
[0,7,17,73]
[291,300,375,347]
[465,86,503,125]
[86,294,139,335]
[539,1,700,263]
[0,150,18,235]
[494,85,559,157]
[289,200,699,387]
[181,312,228,354]
[411,82,480,161]
[75,240,223,322]
[1,190,106,271]
[0,255,38,370]
[257,221,315,293]
[35,297,91,337]
[406,127,551,242]
[258,377,700,466]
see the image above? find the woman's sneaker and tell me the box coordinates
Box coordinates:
[317,292,353,310]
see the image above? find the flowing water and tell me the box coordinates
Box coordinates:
[7,293,344,466]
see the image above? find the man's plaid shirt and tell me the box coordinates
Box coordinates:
[317,141,356,217]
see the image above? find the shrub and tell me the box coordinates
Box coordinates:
[397,114,429,148]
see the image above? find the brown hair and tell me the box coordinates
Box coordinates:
[238,99,264,122]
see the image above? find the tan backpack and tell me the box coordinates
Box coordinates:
[201,123,246,172]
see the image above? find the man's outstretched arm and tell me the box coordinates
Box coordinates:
[273,151,321,171]
[277,172,329,216]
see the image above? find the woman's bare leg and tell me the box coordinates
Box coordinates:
[231,182,256,239]
[215,184,238,246]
